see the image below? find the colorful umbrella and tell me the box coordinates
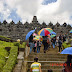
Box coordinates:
[33,36,43,41]
[51,32,56,35]
[25,29,35,40]
[38,28,50,36]
[69,30,72,33]
[60,47,72,55]
[51,35,56,38]
[33,33,37,36]
[45,28,53,33]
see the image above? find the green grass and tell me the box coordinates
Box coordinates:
[0,40,26,72]
[0,35,11,42]
[19,42,26,48]
[2,46,18,72]
[0,35,10,40]
[0,47,8,57]
[0,41,14,48]
[0,55,6,72]
[0,47,8,71]
[62,42,71,49]
[13,42,26,48]
[0,41,16,72]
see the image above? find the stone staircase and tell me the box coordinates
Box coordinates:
[26,46,67,72]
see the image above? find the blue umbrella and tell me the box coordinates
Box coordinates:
[60,47,72,55]
[51,32,56,35]
[25,29,35,40]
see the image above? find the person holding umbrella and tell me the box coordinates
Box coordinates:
[42,36,49,53]
[62,55,72,72]
[38,28,51,53]
[26,29,35,53]
[61,47,72,72]
[29,34,35,53]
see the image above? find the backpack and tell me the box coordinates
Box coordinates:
[43,37,47,43]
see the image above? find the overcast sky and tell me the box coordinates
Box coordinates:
[0,0,72,25]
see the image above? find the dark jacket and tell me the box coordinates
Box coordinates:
[58,40,62,46]
[29,34,33,43]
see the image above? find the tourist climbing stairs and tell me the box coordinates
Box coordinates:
[26,46,67,72]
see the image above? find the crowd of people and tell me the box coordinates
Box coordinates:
[28,33,68,53]
[28,33,72,72]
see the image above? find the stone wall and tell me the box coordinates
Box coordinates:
[0,16,72,42]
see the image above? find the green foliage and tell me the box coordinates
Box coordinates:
[0,41,14,47]
[0,36,10,40]
[0,41,9,71]
[19,42,26,48]
[0,41,18,72]
[0,48,8,57]
[0,35,11,41]
[13,42,20,47]
[62,42,71,49]
[0,41,26,72]
[0,50,8,71]
[2,46,18,72]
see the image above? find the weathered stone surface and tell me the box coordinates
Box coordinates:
[0,16,72,42]
[55,22,60,27]
[62,22,67,27]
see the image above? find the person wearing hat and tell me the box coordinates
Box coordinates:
[30,57,42,72]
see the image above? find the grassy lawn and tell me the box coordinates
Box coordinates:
[62,42,71,49]
[0,40,26,72]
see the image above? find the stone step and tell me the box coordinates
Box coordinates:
[29,53,67,55]
[29,53,66,55]
[27,61,65,66]
[29,55,67,58]
[28,58,66,61]
[27,64,63,69]
[27,69,63,72]
[17,52,24,60]
[41,69,62,72]
[26,61,65,67]
[28,55,67,57]
[27,47,66,72]
[13,52,24,72]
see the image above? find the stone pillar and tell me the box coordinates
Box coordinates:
[25,45,30,58]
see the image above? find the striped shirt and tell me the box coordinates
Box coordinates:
[31,62,41,72]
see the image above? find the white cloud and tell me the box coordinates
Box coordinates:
[0,0,72,25]
[36,0,72,25]
[0,0,11,22]
[6,0,40,23]
[0,0,4,12]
